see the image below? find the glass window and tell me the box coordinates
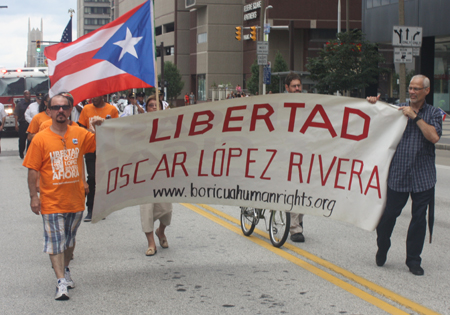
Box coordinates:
[373,0,381,7]
[390,0,398,3]
[164,23,174,33]
[434,39,450,111]
[26,77,49,95]
[367,0,372,8]
[197,74,206,101]
[197,33,207,44]
[0,77,25,96]
[381,0,389,5]
[155,26,162,36]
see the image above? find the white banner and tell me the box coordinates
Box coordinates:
[93,94,406,231]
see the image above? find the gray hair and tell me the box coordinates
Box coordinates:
[411,75,430,89]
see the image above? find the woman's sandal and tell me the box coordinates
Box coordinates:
[155,228,169,248]
[145,247,157,256]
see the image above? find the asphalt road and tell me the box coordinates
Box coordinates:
[1,136,450,314]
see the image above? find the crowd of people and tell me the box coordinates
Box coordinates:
[8,71,442,301]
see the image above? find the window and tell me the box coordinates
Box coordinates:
[164,22,174,33]
[84,7,110,14]
[165,46,174,56]
[84,0,110,3]
[197,33,207,44]
[84,29,94,35]
[155,26,162,36]
[84,18,110,25]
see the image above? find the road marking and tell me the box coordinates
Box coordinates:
[181,203,440,315]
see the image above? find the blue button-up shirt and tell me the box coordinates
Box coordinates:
[388,102,442,193]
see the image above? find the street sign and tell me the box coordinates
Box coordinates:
[264,23,270,34]
[257,41,269,55]
[413,47,420,57]
[394,47,413,63]
[257,54,268,65]
[263,65,271,85]
[392,26,423,47]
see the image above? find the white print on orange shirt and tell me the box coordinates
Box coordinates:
[50,147,80,181]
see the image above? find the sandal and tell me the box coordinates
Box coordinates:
[145,247,157,256]
[156,228,169,248]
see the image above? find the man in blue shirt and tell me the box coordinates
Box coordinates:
[368,75,442,276]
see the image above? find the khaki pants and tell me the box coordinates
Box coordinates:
[289,213,304,234]
[140,203,172,233]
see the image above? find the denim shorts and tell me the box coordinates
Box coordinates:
[42,212,83,254]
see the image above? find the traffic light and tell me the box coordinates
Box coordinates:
[235,26,241,41]
[250,26,257,41]
[36,40,41,52]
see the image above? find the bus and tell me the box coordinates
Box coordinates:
[0,67,49,131]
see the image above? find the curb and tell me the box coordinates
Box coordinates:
[436,143,450,151]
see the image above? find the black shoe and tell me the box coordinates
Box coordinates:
[84,214,92,222]
[408,265,424,276]
[290,233,305,243]
[376,250,387,267]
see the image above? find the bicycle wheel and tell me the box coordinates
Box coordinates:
[240,207,256,236]
[269,210,291,248]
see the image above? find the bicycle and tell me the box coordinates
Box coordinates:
[239,207,291,248]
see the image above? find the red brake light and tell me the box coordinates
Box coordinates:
[16,69,22,73]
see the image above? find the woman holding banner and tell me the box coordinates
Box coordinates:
[139,95,172,256]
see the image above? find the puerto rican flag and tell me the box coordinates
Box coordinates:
[438,107,447,121]
[45,0,155,105]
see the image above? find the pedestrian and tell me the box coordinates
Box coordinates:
[136,91,146,110]
[140,95,172,256]
[23,94,103,300]
[77,95,119,222]
[189,91,195,105]
[284,72,305,243]
[159,92,170,110]
[184,93,190,105]
[120,92,145,117]
[25,92,45,123]
[26,94,51,142]
[367,75,442,276]
[14,90,32,159]
[0,102,6,154]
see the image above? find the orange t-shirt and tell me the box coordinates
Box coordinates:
[78,103,119,130]
[23,125,96,214]
[27,111,51,134]
[39,119,76,132]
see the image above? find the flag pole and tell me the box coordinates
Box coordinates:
[150,0,160,110]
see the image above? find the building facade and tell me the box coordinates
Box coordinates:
[107,0,362,105]
[362,0,450,111]
[77,0,111,37]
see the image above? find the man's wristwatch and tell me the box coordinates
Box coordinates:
[413,115,422,123]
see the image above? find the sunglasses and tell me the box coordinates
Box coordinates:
[50,105,71,111]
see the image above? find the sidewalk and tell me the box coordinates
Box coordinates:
[436,118,450,150]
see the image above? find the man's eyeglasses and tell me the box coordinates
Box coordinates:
[408,87,424,92]
[50,105,71,111]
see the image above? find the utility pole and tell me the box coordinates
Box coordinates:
[399,0,406,103]
[258,0,265,95]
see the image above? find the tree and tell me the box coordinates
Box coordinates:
[267,51,288,93]
[247,59,259,95]
[306,30,386,95]
[159,61,184,103]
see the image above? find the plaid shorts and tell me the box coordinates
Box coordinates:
[42,212,83,255]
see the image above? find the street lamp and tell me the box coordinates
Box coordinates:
[263,5,273,95]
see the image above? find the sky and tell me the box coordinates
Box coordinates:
[0,0,77,68]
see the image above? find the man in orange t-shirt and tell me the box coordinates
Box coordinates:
[23,94,103,300]
[78,95,119,222]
